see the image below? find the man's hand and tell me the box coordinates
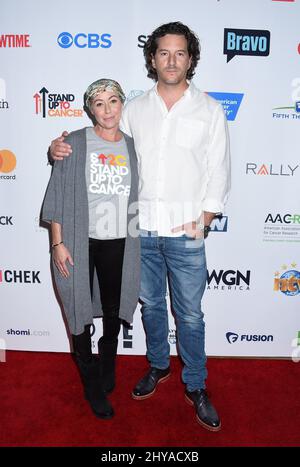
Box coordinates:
[172,221,204,239]
[50,131,72,161]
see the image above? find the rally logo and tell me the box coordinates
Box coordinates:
[57,32,112,49]
[224,28,270,62]
[246,163,298,176]
[33,87,83,118]
[0,149,16,180]
[207,92,244,120]
[274,263,300,296]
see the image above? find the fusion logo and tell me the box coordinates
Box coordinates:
[137,35,150,48]
[207,269,251,291]
[33,87,83,118]
[0,34,30,48]
[210,215,228,233]
[246,163,298,176]
[0,216,13,226]
[274,263,300,296]
[207,92,244,121]
[168,329,177,345]
[0,149,16,180]
[123,323,133,349]
[263,214,300,242]
[0,269,41,284]
[226,332,274,344]
[57,32,112,49]
[224,28,270,63]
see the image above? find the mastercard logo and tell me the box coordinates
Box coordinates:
[0,149,16,173]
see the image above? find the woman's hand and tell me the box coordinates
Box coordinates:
[52,244,74,277]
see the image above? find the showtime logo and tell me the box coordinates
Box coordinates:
[226,332,274,344]
[0,269,41,284]
[0,34,30,47]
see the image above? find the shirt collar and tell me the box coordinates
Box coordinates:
[151,80,195,98]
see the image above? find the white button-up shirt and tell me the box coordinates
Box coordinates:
[121,82,230,236]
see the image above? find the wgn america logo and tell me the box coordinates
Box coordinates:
[0,78,8,110]
[263,213,300,242]
[224,28,270,63]
[207,93,243,121]
[210,215,228,233]
[207,269,250,291]
[33,87,83,118]
[246,163,298,177]
[274,263,300,296]
[226,332,274,344]
[57,32,112,49]
[273,78,300,120]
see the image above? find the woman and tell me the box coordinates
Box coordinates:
[41,79,140,419]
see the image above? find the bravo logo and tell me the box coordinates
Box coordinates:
[57,32,112,49]
[224,28,270,62]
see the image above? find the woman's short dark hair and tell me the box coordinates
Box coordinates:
[144,22,200,81]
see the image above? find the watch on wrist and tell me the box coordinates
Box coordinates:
[203,225,211,239]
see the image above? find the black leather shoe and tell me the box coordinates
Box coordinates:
[132,367,171,400]
[185,389,221,431]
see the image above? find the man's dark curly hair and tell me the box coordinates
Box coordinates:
[143,22,200,81]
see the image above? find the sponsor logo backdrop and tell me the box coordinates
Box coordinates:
[1,0,299,356]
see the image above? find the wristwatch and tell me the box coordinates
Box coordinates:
[203,226,211,239]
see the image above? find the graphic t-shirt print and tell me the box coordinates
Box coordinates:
[88,152,130,197]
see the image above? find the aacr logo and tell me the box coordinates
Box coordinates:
[224,28,270,62]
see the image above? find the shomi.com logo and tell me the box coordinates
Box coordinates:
[224,28,270,62]
[0,149,16,180]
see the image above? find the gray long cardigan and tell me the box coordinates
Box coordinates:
[42,128,140,335]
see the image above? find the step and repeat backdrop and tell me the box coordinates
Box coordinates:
[1,0,299,358]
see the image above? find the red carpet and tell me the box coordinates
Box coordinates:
[1,351,299,447]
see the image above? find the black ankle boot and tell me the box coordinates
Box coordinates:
[75,356,114,419]
[98,337,118,394]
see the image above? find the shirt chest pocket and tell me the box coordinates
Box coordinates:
[175,118,207,150]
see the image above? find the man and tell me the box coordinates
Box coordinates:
[50,22,230,431]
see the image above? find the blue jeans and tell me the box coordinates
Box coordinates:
[140,231,207,391]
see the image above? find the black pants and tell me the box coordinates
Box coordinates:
[72,237,125,361]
